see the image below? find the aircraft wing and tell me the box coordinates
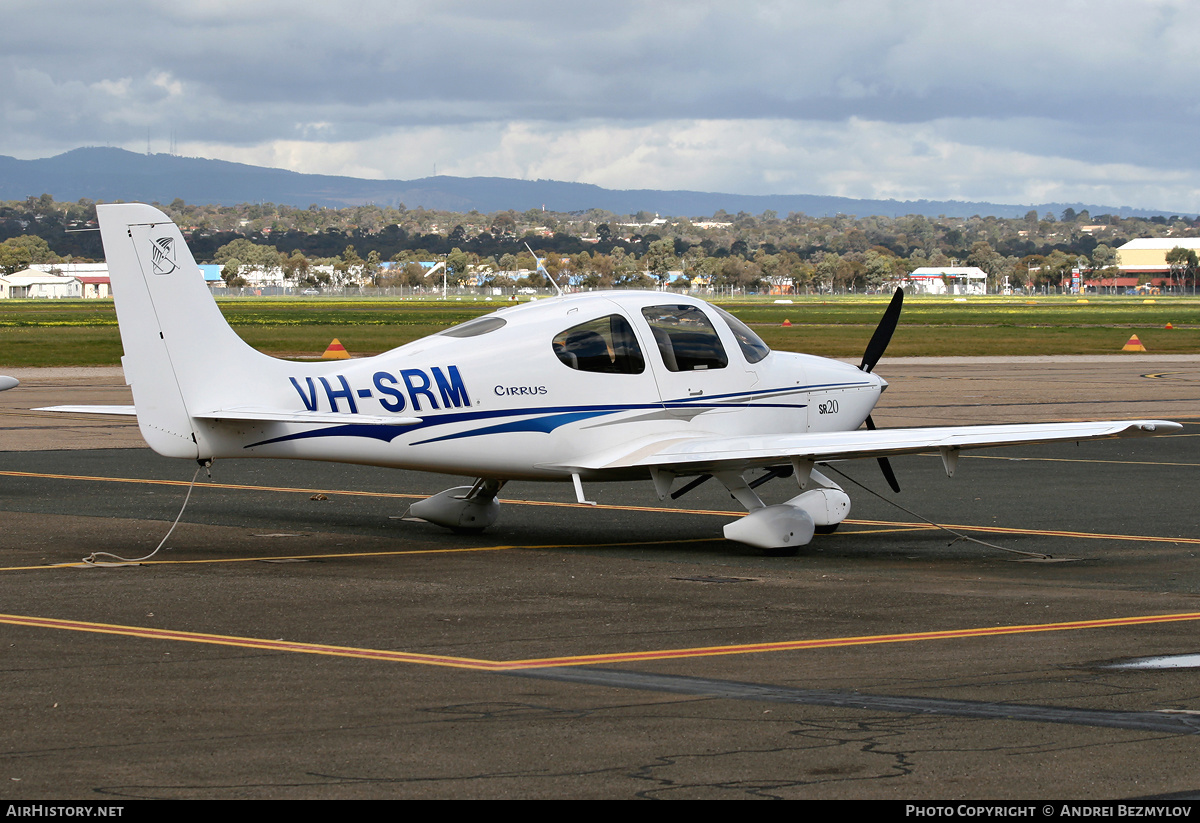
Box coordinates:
[561,420,1182,475]
[35,405,422,426]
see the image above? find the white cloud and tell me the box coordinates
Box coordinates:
[151,73,184,98]
[6,1,1200,211]
[175,116,1200,211]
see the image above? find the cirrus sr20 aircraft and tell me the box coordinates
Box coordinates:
[43,204,1181,554]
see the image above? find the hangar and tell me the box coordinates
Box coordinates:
[1115,237,1200,289]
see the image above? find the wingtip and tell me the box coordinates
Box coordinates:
[1139,420,1184,434]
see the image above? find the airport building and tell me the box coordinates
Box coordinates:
[0,270,82,298]
[0,263,111,299]
[1114,237,1200,286]
[1116,237,1200,269]
[904,266,988,295]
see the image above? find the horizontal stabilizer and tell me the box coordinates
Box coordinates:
[37,405,422,427]
[36,405,137,416]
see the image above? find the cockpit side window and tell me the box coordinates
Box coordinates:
[553,314,645,374]
[712,305,771,364]
[640,305,728,372]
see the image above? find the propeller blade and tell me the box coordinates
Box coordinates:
[859,287,904,373]
[864,414,901,493]
[876,456,901,494]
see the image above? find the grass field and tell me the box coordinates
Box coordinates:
[2,294,1199,367]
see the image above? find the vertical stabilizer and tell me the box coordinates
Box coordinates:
[98,204,272,459]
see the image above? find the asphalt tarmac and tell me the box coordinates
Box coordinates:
[2,358,1200,800]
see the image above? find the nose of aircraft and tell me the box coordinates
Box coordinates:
[860,364,887,408]
[806,356,887,396]
[838,357,887,393]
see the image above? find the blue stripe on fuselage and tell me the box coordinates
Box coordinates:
[241,381,864,449]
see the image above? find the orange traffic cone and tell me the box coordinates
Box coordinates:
[322,338,351,359]
[1165,323,1174,330]
[1121,334,1147,352]
[781,319,792,327]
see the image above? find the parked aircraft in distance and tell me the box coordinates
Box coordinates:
[41,204,1181,553]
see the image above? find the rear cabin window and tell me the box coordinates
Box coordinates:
[640,305,729,371]
[553,314,645,374]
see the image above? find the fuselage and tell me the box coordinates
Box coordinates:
[197,292,885,482]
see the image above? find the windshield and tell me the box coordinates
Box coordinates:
[712,306,770,363]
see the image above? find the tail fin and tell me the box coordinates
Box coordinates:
[98,204,275,459]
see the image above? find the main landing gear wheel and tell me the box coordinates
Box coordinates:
[406,479,506,534]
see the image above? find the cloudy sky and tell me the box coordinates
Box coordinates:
[6,1,1200,211]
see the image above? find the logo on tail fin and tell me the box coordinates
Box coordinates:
[150,235,177,275]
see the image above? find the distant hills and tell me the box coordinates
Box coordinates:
[0,147,1184,220]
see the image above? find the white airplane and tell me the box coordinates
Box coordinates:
[42,204,1181,554]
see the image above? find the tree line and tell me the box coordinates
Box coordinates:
[4,194,1199,292]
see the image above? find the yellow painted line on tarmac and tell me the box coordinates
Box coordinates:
[3,610,1199,672]
[0,538,719,573]
[0,545,515,572]
[0,469,427,500]
[499,497,741,516]
[0,612,497,670]
[0,469,736,516]
[5,513,1183,571]
[502,612,1200,669]
[839,525,931,536]
[5,469,1197,559]
[845,518,1200,545]
[1143,372,1200,380]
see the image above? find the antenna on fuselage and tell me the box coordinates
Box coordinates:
[524,241,564,297]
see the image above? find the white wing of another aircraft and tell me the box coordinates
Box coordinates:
[36,203,1181,553]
